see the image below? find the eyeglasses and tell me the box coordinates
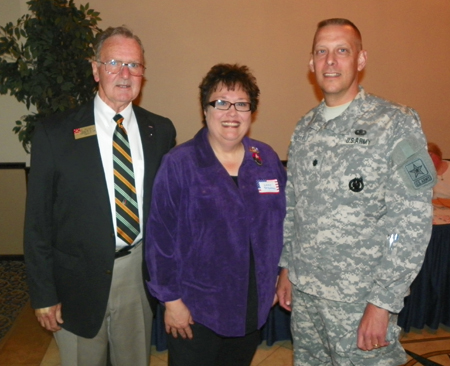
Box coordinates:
[208,100,251,112]
[97,59,146,76]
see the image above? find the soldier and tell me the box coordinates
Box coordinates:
[276,18,436,365]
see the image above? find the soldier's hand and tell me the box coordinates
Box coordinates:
[276,268,292,311]
[357,303,390,351]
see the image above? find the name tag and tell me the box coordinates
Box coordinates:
[257,179,279,194]
[74,125,96,139]
[344,137,370,145]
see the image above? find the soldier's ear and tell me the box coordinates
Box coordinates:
[309,55,315,73]
[357,50,367,72]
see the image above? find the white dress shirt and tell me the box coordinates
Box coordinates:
[94,94,144,248]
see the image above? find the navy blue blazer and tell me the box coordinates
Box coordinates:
[24,101,176,338]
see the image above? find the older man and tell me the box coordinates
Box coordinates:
[24,26,176,366]
[277,18,435,365]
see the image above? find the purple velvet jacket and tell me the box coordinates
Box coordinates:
[145,127,286,337]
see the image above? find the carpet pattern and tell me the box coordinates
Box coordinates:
[0,260,28,341]
[405,349,450,365]
[402,334,450,366]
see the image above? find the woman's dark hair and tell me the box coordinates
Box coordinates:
[199,63,260,121]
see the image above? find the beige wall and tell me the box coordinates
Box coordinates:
[0,168,26,254]
[0,0,30,165]
[1,0,450,162]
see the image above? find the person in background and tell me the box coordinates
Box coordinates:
[145,63,286,366]
[428,142,450,199]
[24,26,176,366]
[277,18,436,366]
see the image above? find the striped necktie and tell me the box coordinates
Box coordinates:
[113,114,140,245]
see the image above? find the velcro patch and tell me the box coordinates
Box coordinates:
[404,158,433,188]
[392,139,436,192]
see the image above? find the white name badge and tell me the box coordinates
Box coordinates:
[257,179,280,194]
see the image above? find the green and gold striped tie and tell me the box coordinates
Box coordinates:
[113,114,140,245]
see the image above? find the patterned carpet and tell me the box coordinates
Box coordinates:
[401,332,450,366]
[0,260,28,341]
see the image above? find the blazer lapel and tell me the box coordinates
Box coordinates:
[70,103,112,220]
[134,106,159,223]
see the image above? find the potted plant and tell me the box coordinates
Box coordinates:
[0,0,102,152]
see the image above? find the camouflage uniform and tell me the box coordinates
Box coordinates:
[280,87,436,365]
[291,289,406,366]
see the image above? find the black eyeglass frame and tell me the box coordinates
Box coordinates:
[208,100,252,112]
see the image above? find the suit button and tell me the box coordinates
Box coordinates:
[105,270,112,275]
[110,232,115,238]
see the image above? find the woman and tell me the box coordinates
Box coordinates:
[145,63,286,366]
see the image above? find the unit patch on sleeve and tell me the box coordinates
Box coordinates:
[392,138,436,192]
[404,158,433,188]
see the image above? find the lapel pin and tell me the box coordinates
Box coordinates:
[250,146,262,166]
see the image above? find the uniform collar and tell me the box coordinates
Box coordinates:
[309,86,369,134]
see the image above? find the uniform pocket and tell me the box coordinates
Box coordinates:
[335,322,401,360]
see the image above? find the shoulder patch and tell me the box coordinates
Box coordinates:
[392,138,436,192]
[404,158,434,188]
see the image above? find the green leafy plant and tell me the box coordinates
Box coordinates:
[0,0,102,152]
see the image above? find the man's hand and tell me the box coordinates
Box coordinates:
[357,302,390,351]
[35,303,63,332]
[164,299,194,339]
[276,268,292,311]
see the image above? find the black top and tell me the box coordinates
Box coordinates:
[231,175,258,334]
